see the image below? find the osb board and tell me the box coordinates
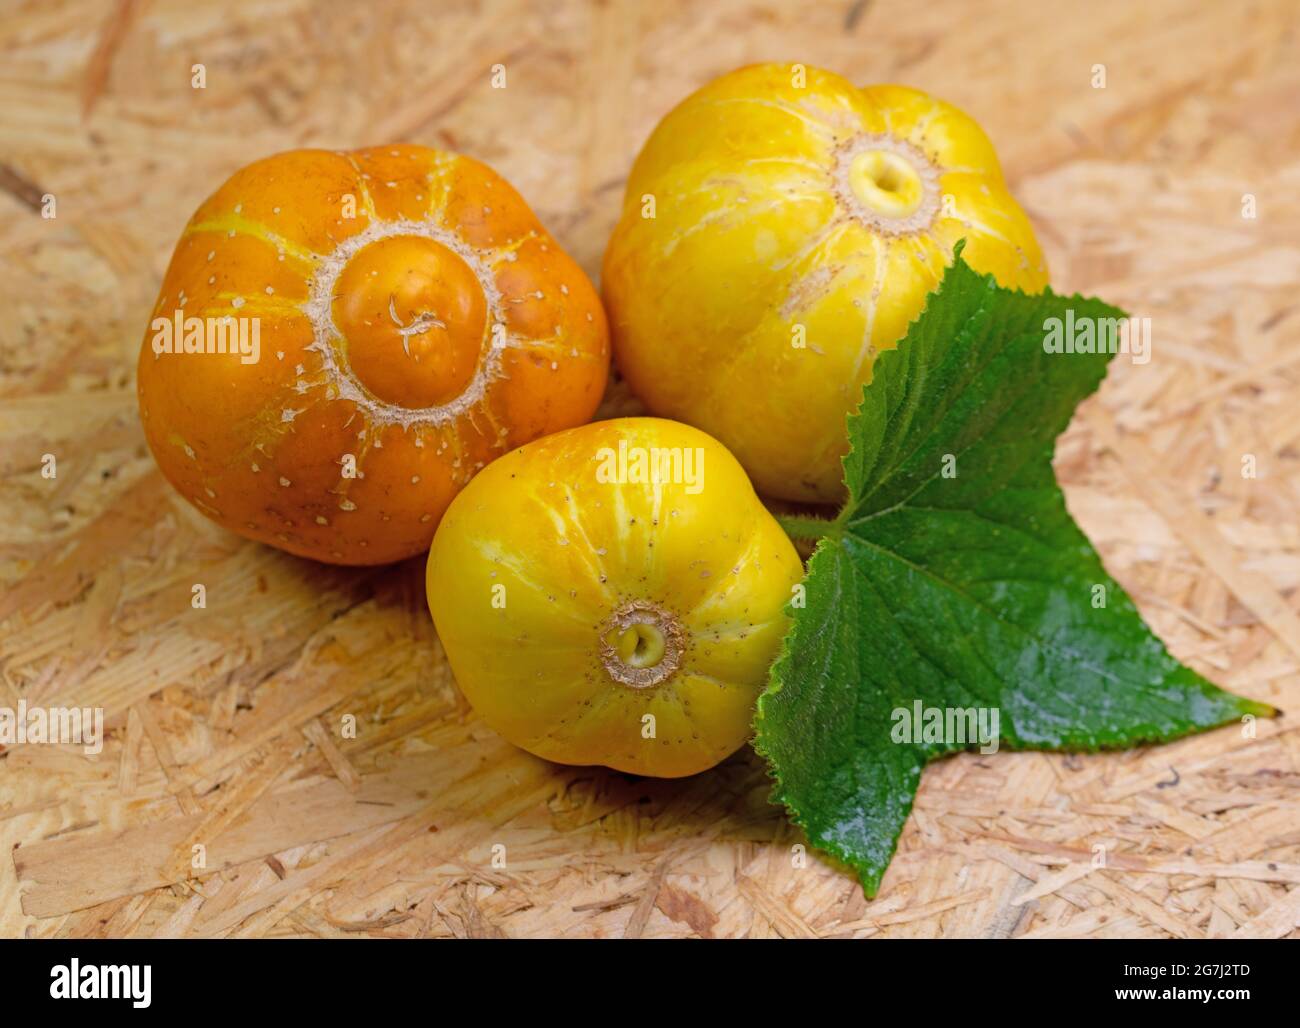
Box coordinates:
[1,0,1298,939]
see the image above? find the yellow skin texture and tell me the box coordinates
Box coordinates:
[603,64,1049,503]
[426,417,803,778]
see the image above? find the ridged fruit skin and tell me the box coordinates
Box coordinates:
[426,417,803,778]
[603,63,1048,503]
[138,145,609,565]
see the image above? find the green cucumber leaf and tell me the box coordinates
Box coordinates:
[754,244,1275,897]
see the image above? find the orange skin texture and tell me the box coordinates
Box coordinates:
[138,145,609,564]
[603,64,1048,504]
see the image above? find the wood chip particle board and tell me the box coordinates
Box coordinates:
[1,0,1297,938]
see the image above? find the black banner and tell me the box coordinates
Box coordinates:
[0,938,1291,1014]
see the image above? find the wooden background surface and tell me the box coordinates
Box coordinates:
[2,0,1299,938]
